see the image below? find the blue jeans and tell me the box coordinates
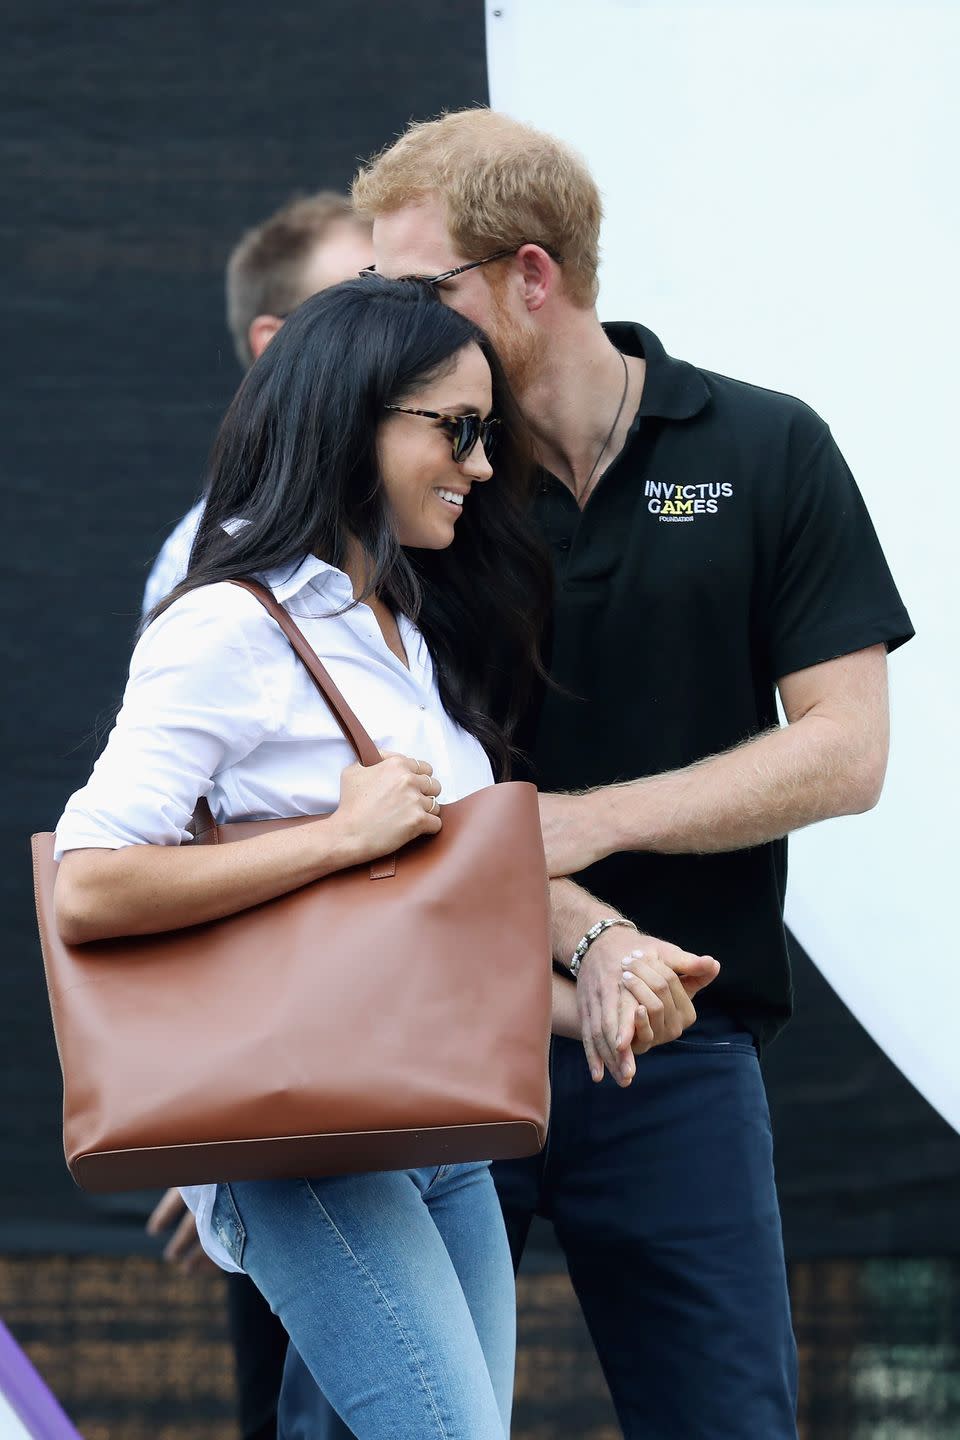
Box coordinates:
[210,1162,515,1439]
[277,1016,798,1440]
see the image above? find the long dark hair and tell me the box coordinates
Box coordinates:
[155,278,552,778]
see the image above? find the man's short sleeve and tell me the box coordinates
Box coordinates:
[767,418,914,680]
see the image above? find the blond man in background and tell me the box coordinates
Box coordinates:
[142,192,372,616]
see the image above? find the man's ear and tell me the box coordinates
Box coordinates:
[515,244,555,313]
[248,314,285,360]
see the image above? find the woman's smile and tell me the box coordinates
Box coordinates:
[434,486,468,512]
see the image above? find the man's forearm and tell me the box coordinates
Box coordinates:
[539,645,890,876]
[549,877,629,963]
[548,878,632,1043]
[602,713,879,856]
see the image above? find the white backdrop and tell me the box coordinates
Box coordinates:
[487,1,959,1129]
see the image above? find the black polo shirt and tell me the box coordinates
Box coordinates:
[527,322,914,1046]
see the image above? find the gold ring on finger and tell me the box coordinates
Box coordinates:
[429,795,439,815]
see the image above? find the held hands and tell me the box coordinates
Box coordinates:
[334,753,443,864]
[578,930,720,1087]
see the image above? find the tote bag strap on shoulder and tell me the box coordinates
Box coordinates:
[192,578,389,865]
[232,579,382,767]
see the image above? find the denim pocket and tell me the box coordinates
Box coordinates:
[211,1183,246,1268]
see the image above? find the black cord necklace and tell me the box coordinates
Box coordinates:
[575,349,630,505]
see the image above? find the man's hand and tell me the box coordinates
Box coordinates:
[577,928,720,1086]
[146,1187,217,1273]
[539,791,608,879]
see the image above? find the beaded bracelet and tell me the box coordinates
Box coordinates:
[568,917,638,979]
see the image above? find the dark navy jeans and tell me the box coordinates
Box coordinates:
[279,1016,798,1439]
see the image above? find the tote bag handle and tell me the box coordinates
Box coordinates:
[192,580,393,873]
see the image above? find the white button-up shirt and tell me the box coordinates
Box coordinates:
[56,552,495,1270]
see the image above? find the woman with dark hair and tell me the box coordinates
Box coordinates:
[51,279,586,1438]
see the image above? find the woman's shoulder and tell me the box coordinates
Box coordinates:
[142,580,281,634]
[135,581,291,672]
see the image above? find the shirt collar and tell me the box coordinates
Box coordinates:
[219,518,354,608]
[259,552,354,607]
[603,321,710,421]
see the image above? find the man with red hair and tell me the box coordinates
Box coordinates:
[342,108,907,1438]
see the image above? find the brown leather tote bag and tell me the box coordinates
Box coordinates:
[31,580,552,1192]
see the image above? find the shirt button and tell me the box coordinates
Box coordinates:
[556,538,571,552]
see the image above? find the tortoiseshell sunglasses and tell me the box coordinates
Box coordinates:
[384,406,500,462]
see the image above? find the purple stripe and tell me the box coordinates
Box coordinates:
[0,1321,84,1439]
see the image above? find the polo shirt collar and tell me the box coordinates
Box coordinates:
[603,321,709,422]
